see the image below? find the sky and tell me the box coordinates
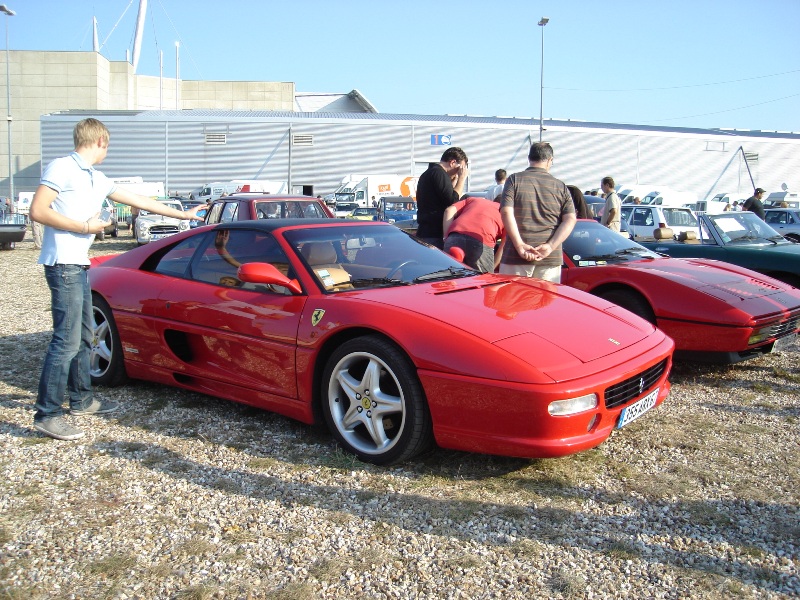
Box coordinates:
[6,0,800,133]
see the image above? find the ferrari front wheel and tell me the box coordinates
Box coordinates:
[322,335,433,465]
[90,295,128,386]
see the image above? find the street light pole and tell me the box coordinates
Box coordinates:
[538,17,549,143]
[0,4,14,203]
[175,41,180,110]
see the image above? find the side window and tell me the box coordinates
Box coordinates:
[219,202,238,223]
[303,202,325,218]
[153,234,207,277]
[205,202,223,224]
[189,229,295,293]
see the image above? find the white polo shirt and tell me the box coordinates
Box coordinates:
[37,152,117,266]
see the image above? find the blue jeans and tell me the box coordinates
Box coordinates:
[34,264,94,421]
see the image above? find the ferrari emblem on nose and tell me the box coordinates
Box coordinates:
[311,309,325,327]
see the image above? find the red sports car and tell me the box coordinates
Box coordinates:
[562,220,800,363]
[89,219,673,464]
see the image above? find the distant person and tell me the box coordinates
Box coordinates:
[499,142,576,283]
[443,196,505,273]
[567,185,593,219]
[600,176,621,232]
[724,202,732,211]
[484,169,507,201]
[415,147,469,249]
[632,196,641,205]
[732,200,741,211]
[28,117,207,441]
[743,188,766,220]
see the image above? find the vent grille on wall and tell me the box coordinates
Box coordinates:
[293,134,314,146]
[205,133,227,145]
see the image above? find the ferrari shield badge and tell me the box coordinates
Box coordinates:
[311,309,325,327]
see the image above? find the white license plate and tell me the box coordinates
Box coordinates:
[151,234,166,240]
[617,388,658,429]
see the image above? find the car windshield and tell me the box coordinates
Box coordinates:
[334,193,355,204]
[283,224,478,292]
[662,208,698,227]
[140,200,182,216]
[563,220,660,264]
[705,213,786,245]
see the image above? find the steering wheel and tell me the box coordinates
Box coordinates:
[386,260,418,279]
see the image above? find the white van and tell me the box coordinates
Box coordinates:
[197,182,240,203]
[764,191,799,208]
[641,188,698,208]
[619,185,657,204]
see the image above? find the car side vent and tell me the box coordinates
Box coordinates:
[293,134,314,146]
[205,133,227,145]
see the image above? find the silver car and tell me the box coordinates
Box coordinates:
[764,208,800,243]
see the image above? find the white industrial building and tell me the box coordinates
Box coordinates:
[40,109,800,200]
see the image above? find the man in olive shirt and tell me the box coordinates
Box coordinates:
[415,147,469,249]
[499,142,576,283]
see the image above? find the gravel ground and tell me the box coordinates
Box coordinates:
[1,231,798,599]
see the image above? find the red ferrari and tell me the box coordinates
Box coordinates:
[562,220,800,363]
[89,219,673,464]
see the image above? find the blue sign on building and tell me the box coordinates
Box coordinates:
[430,134,452,146]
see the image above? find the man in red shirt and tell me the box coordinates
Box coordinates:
[443,196,505,272]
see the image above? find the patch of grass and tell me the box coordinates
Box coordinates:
[549,567,585,599]
[96,468,120,481]
[739,544,766,559]
[84,553,137,576]
[510,538,543,559]
[308,557,347,582]
[20,437,50,446]
[603,540,641,560]
[772,367,800,383]
[176,538,215,556]
[118,441,148,453]
[0,585,43,600]
[751,382,773,394]
[211,477,242,494]
[174,583,218,600]
[266,582,316,600]
[0,526,12,545]
[320,447,367,471]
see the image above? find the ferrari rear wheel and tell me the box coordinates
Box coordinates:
[598,289,656,325]
[322,335,433,465]
[90,295,128,386]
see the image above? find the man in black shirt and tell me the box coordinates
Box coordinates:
[743,187,766,220]
[415,147,469,248]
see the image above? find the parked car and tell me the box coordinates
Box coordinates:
[347,206,378,220]
[333,201,359,218]
[88,219,673,464]
[561,219,800,363]
[620,205,700,242]
[96,197,120,241]
[135,198,190,245]
[763,208,800,243]
[378,197,417,223]
[0,212,26,250]
[181,199,208,228]
[204,194,334,225]
[638,211,800,288]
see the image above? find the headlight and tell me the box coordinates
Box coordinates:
[548,393,598,416]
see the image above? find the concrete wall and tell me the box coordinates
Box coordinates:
[0,50,296,198]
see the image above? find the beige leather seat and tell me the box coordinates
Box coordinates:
[301,241,352,291]
[653,227,674,240]
[678,231,699,243]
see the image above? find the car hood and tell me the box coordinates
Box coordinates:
[600,258,800,320]
[138,214,184,225]
[366,275,656,370]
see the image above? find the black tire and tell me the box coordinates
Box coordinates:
[111,224,119,238]
[597,289,656,325]
[321,335,433,465]
[90,294,128,386]
[97,229,106,241]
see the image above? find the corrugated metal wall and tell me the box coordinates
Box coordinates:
[41,113,800,199]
